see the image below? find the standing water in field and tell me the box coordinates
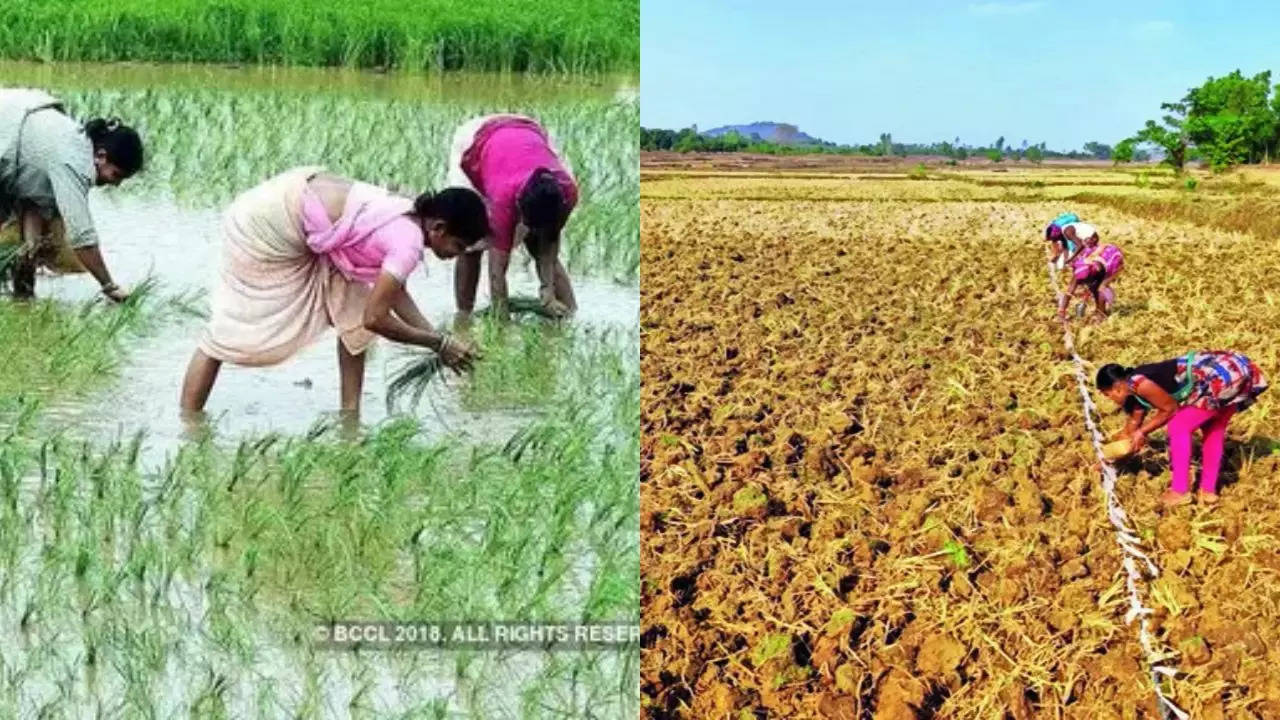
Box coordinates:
[37,190,638,452]
[2,62,640,454]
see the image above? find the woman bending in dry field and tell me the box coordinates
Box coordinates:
[1058,220,1099,266]
[1097,352,1268,507]
[1058,240,1123,323]
[1044,211,1080,268]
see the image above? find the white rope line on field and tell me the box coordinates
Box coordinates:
[1045,256,1189,720]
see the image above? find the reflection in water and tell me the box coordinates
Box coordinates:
[38,192,638,462]
[0,60,638,104]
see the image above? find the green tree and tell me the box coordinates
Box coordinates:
[1082,141,1113,160]
[1135,100,1189,171]
[878,132,893,156]
[1131,69,1280,171]
[1113,137,1136,164]
[985,148,1003,163]
[1183,70,1276,165]
[1026,145,1043,164]
[672,127,701,152]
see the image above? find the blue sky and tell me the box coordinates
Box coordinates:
[641,1,1280,150]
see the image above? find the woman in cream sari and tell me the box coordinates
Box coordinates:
[179,167,490,418]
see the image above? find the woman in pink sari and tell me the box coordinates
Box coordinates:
[179,167,490,417]
[446,114,578,321]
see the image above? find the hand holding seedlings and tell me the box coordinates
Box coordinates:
[541,295,572,319]
[100,282,130,303]
[438,333,481,373]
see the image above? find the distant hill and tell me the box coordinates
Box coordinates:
[701,122,825,145]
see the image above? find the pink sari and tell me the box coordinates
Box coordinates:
[301,181,418,285]
[200,168,381,366]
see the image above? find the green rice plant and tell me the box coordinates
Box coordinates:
[0,0,639,74]
[0,276,197,407]
[5,67,639,280]
[459,318,566,412]
[385,352,447,412]
[0,322,638,713]
[942,539,971,569]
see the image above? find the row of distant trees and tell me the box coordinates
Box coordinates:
[639,127,1145,163]
[645,69,1280,172]
[1118,69,1280,172]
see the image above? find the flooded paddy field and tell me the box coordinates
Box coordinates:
[0,61,639,718]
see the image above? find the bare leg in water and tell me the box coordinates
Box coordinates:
[9,207,43,300]
[179,348,222,435]
[180,348,222,411]
[338,339,365,413]
[551,257,576,313]
[337,339,367,439]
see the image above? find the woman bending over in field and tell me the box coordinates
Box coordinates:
[180,167,489,419]
[1043,212,1080,267]
[1,88,143,300]
[1058,220,1098,267]
[1058,239,1123,323]
[446,113,578,322]
[1097,351,1267,507]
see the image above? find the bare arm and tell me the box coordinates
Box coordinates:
[1062,236,1084,265]
[533,230,558,303]
[1131,378,1179,446]
[1058,275,1079,316]
[73,245,126,301]
[364,272,444,349]
[531,229,572,317]
[454,251,482,318]
[365,273,480,371]
[48,161,126,299]
[391,286,433,332]
[1113,408,1145,440]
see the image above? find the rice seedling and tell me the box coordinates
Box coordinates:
[2,65,639,280]
[0,275,197,408]
[0,323,638,715]
[0,60,637,717]
[641,166,1280,718]
[0,0,638,74]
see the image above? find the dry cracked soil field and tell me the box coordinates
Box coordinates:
[640,166,1280,719]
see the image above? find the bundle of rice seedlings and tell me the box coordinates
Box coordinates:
[385,351,447,412]
[479,295,566,320]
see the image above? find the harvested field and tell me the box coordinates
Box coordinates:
[640,167,1280,719]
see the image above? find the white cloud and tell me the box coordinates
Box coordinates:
[967,1,1046,16]
[1133,19,1174,39]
